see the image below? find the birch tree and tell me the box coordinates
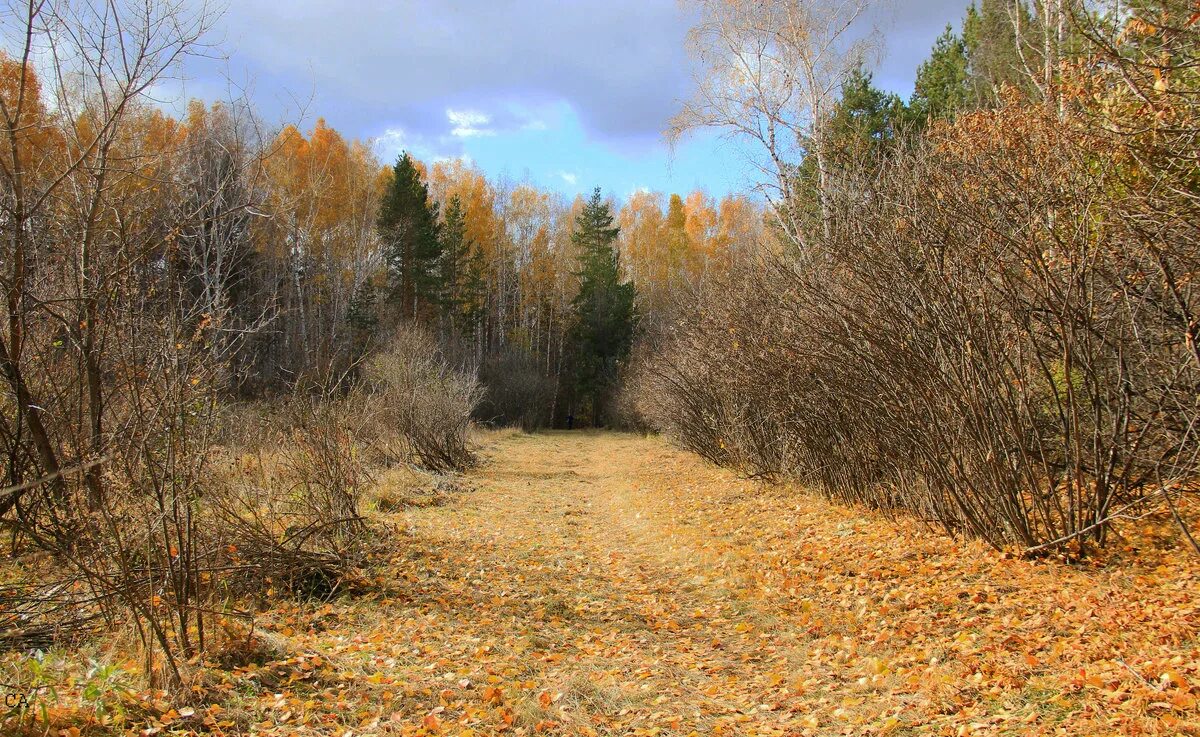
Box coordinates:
[669,0,878,250]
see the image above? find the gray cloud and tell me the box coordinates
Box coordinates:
[182,0,974,148]
[189,0,696,145]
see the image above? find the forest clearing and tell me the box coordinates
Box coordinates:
[3,0,1200,735]
[7,431,1195,736]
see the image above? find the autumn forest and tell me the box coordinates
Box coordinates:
[1,0,1198,735]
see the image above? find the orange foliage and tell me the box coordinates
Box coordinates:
[262,118,381,271]
[0,53,62,182]
[429,159,502,263]
[619,188,761,317]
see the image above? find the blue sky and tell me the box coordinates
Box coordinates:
[175,0,973,201]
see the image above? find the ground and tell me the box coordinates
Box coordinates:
[15,431,1200,735]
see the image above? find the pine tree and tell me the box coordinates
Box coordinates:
[791,67,909,226]
[913,24,971,121]
[378,152,442,320]
[962,1,1041,104]
[824,66,907,157]
[569,188,636,425]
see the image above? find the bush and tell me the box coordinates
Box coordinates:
[362,324,483,472]
[475,348,555,431]
[637,103,1200,554]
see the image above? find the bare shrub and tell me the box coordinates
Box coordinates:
[0,326,375,686]
[362,325,483,472]
[275,396,370,534]
[640,101,1200,554]
[476,348,555,431]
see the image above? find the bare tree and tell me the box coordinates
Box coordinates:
[0,0,225,686]
[0,0,217,510]
[668,0,878,249]
[173,99,278,392]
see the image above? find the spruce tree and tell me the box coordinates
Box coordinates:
[346,279,378,356]
[460,238,487,343]
[569,188,636,425]
[378,152,442,320]
[439,194,487,338]
[440,195,468,324]
[911,2,1054,120]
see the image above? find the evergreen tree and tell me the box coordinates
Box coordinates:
[378,152,442,320]
[569,188,636,425]
[440,195,469,324]
[962,1,1041,104]
[346,279,378,356]
[911,2,1052,120]
[791,67,909,225]
[460,240,488,343]
[824,66,909,158]
[438,194,488,341]
[913,24,971,121]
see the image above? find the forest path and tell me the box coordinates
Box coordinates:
[399,430,800,734]
[253,431,1197,737]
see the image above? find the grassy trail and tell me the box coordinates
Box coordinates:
[222,431,1196,736]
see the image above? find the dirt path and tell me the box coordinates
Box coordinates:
[246,431,1198,737]
[396,431,794,733]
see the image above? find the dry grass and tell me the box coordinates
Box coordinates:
[3,431,1197,736]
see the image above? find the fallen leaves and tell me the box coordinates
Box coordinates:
[5,432,1198,736]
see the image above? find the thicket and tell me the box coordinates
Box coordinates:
[0,0,492,690]
[639,0,1200,555]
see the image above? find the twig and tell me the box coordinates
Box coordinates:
[1022,485,1180,556]
[1160,479,1200,556]
[1115,656,1158,692]
[0,457,108,501]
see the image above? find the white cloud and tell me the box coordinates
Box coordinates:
[559,171,578,186]
[447,108,495,138]
[433,153,475,166]
[374,127,408,157]
[380,127,406,141]
[373,126,457,164]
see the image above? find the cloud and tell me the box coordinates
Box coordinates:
[374,127,408,159]
[372,126,449,164]
[559,171,578,186]
[447,109,494,138]
[180,0,976,150]
[183,0,699,146]
[173,0,976,197]
[374,127,408,153]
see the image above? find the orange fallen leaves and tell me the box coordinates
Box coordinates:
[8,433,1198,737]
